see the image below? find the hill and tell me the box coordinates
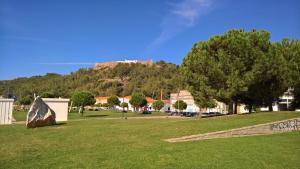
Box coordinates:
[0,61,183,100]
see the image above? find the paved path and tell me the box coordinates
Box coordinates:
[165,118,300,143]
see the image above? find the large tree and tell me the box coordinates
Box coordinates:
[246,42,289,111]
[71,91,96,115]
[281,39,300,109]
[181,29,280,113]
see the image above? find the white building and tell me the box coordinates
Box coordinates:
[0,99,14,125]
[42,98,70,121]
[170,90,229,113]
[170,90,200,112]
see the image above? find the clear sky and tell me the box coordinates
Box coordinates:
[1,0,299,80]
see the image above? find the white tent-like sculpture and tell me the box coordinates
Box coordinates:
[26,96,56,128]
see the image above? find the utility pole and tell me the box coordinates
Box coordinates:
[177,89,180,115]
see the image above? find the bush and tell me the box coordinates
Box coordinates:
[142,110,151,114]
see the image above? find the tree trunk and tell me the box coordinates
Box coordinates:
[248,104,252,113]
[234,101,238,114]
[268,103,273,112]
[79,105,84,116]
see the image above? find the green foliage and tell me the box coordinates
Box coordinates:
[280,39,300,108]
[107,95,120,108]
[173,100,187,111]
[121,102,128,108]
[18,96,32,105]
[40,92,55,98]
[71,91,95,107]
[95,103,102,107]
[182,29,292,112]
[152,100,164,111]
[102,103,109,107]
[129,92,147,111]
[114,63,131,81]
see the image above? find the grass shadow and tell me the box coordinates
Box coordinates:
[55,122,67,126]
[84,115,108,118]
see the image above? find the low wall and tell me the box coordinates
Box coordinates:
[0,99,14,125]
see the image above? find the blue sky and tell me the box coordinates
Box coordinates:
[0,0,299,80]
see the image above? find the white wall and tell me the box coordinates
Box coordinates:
[260,104,279,112]
[238,104,249,114]
[43,98,69,121]
[0,99,14,125]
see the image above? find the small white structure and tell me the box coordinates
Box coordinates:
[42,98,69,121]
[170,90,200,112]
[0,99,14,124]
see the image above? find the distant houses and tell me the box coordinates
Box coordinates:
[95,95,168,112]
[94,88,296,113]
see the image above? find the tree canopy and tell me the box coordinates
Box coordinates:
[182,29,296,112]
[152,100,164,111]
[107,95,120,108]
[71,91,96,114]
[173,100,187,111]
[129,92,147,111]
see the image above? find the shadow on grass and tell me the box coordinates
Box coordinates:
[84,115,108,118]
[55,122,67,126]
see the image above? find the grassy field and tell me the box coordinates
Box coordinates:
[13,110,168,121]
[1,111,300,169]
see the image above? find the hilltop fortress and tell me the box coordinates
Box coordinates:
[94,59,153,69]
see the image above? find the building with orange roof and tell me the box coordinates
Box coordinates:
[95,96,108,104]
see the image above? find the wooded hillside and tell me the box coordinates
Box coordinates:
[0,61,183,101]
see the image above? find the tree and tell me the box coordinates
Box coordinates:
[152,100,164,111]
[246,43,289,111]
[181,29,273,113]
[114,63,131,81]
[107,95,120,109]
[173,100,187,112]
[71,91,95,116]
[129,92,147,112]
[121,102,128,110]
[19,96,32,105]
[281,39,300,109]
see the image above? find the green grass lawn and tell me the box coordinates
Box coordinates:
[13,110,168,121]
[1,111,300,169]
